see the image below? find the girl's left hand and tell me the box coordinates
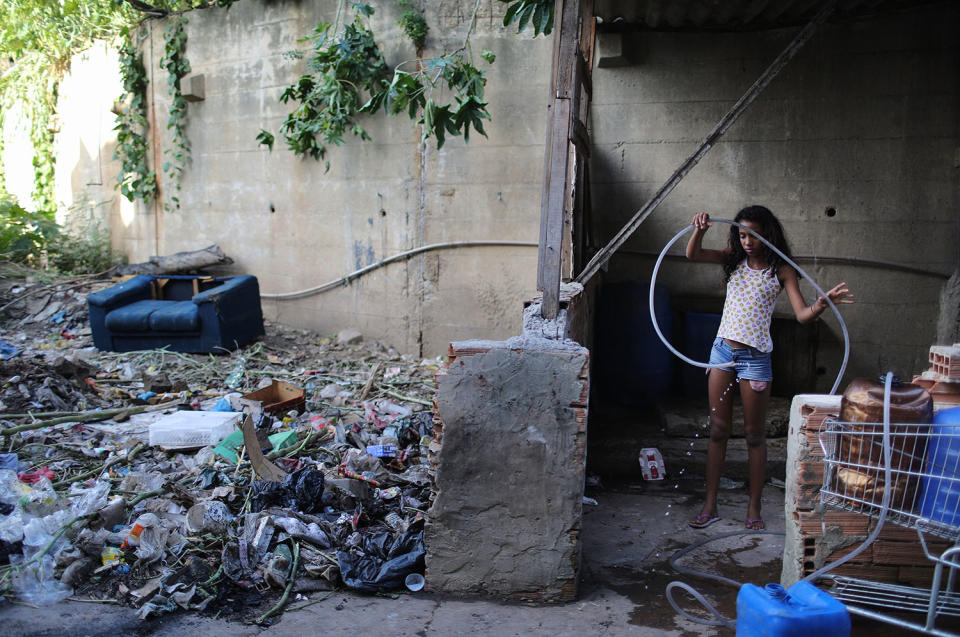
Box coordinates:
[815,282,855,311]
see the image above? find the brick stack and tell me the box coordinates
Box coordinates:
[913,344,960,410]
[783,394,946,588]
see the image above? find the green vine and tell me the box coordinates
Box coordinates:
[114,30,157,203]
[500,0,554,37]
[160,14,191,209]
[29,87,57,215]
[260,1,495,167]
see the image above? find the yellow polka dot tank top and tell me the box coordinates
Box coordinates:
[716,261,781,353]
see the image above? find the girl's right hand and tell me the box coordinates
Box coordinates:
[692,212,711,232]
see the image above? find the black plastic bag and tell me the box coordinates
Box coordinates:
[337,528,425,592]
[250,467,325,514]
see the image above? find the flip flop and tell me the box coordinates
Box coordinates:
[745,518,765,530]
[688,514,721,529]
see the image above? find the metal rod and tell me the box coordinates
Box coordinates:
[575,0,838,285]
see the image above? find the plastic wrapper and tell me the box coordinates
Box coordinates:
[0,509,25,544]
[69,480,110,517]
[223,513,275,582]
[337,527,425,593]
[128,513,169,564]
[0,469,31,507]
[9,554,73,606]
[274,517,331,548]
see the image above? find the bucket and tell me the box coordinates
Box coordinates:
[736,581,850,636]
[918,406,960,528]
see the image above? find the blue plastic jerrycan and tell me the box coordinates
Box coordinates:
[736,581,850,636]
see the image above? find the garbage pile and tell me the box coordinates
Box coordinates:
[0,268,440,624]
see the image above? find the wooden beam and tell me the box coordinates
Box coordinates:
[538,0,581,319]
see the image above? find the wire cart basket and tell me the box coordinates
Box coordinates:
[819,419,960,635]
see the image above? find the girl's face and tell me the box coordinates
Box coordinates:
[738,220,766,258]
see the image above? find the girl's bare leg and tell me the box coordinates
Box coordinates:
[698,368,737,519]
[740,378,771,529]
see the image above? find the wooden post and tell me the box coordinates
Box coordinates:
[538,0,585,319]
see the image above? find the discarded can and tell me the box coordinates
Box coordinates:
[375,486,401,500]
[366,444,397,458]
[638,447,665,480]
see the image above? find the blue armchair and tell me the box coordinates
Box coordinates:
[87,274,265,353]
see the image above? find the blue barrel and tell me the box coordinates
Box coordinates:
[918,406,960,527]
[736,582,850,636]
[594,281,673,404]
[681,312,722,397]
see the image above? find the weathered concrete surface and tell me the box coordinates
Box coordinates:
[426,339,589,601]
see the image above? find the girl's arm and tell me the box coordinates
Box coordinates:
[780,266,855,324]
[685,213,726,264]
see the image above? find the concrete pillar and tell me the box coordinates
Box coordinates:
[426,336,589,601]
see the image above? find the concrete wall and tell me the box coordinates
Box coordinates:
[50,0,550,357]
[40,1,960,374]
[589,3,960,391]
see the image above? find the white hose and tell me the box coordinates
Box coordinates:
[649,218,851,395]
[804,371,894,583]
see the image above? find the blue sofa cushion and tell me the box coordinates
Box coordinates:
[149,301,199,332]
[105,300,198,333]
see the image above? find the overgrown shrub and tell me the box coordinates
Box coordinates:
[0,196,58,263]
[47,204,126,274]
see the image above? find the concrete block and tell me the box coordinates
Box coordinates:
[426,339,589,601]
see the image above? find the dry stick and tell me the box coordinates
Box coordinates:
[381,388,432,407]
[53,442,145,488]
[256,540,300,625]
[357,362,383,401]
[0,401,173,436]
[575,0,838,286]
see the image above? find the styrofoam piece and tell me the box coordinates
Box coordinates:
[148,411,242,450]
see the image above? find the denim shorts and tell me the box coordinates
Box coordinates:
[708,338,773,382]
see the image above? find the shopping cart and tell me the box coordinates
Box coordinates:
[818,418,960,634]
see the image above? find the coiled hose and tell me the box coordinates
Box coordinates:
[648,218,850,395]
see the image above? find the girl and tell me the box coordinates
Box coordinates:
[685,206,853,530]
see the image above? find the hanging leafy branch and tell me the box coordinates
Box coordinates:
[114,30,157,203]
[160,15,191,209]
[397,0,428,50]
[258,5,391,169]
[261,1,496,167]
[500,0,555,37]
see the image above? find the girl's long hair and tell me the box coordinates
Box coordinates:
[723,205,792,283]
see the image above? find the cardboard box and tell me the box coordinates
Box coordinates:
[240,380,305,414]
